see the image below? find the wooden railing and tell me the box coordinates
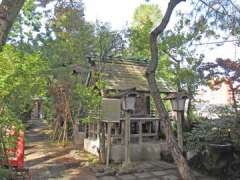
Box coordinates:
[85,117,161,145]
[111,117,160,144]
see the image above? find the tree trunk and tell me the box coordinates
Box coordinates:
[0,0,25,48]
[146,0,195,179]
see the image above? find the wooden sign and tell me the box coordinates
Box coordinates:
[102,98,121,122]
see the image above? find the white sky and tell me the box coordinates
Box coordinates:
[83,0,167,29]
[83,0,240,61]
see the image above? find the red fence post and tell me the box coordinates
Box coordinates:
[8,130,25,170]
[17,131,24,170]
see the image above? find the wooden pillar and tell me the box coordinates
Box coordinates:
[155,120,159,139]
[90,124,92,138]
[177,111,183,152]
[84,124,87,138]
[106,122,112,167]
[38,100,43,119]
[149,121,152,133]
[121,120,124,144]
[97,121,100,138]
[115,123,118,136]
[139,120,142,144]
[124,113,131,166]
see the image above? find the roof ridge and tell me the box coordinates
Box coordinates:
[103,59,148,66]
[87,55,149,66]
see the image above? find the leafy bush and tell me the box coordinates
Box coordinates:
[0,44,47,164]
[185,105,240,152]
[0,45,48,121]
[0,167,12,179]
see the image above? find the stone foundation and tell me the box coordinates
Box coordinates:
[84,138,168,163]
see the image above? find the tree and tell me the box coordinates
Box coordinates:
[129,4,162,58]
[0,44,48,167]
[95,21,127,61]
[200,58,240,117]
[159,41,205,126]
[8,0,44,48]
[191,0,240,35]
[145,0,240,179]
[0,0,26,48]
[40,1,98,143]
[0,45,48,121]
[146,0,196,179]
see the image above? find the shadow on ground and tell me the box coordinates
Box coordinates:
[25,119,96,180]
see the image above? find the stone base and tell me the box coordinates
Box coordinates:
[84,138,168,163]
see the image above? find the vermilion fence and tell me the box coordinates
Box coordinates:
[7,131,25,170]
[0,129,30,179]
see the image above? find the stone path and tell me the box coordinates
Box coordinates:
[97,161,216,180]
[25,119,96,180]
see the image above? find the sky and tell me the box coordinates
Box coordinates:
[83,0,240,62]
[83,0,168,29]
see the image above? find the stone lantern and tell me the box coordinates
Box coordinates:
[165,92,189,112]
[122,93,137,113]
[164,92,190,152]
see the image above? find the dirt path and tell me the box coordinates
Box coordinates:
[25,119,96,180]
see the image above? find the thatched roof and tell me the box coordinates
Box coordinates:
[96,61,174,93]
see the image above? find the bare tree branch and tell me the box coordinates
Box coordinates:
[229,0,240,13]
[161,49,180,63]
[198,0,227,17]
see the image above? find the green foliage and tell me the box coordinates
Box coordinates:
[0,110,23,130]
[185,106,240,152]
[0,167,12,179]
[40,1,103,125]
[156,55,175,87]
[189,0,240,39]
[44,1,94,75]
[8,0,44,46]
[95,21,127,59]
[129,4,162,58]
[0,45,48,122]
[132,4,162,28]
[73,84,102,123]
